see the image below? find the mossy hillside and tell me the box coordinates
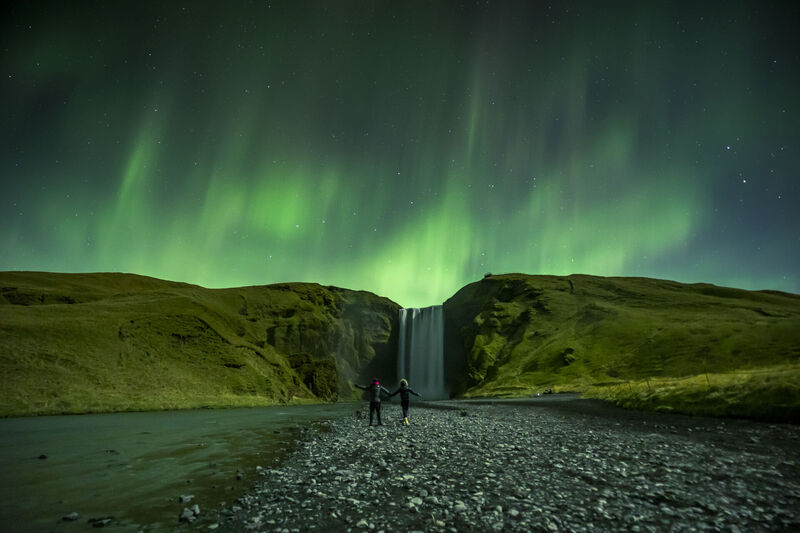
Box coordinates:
[0,272,399,416]
[6,271,800,419]
[444,274,800,418]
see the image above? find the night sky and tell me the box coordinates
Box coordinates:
[2,1,798,307]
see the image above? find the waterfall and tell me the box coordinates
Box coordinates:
[397,305,446,399]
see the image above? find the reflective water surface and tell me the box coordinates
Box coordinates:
[0,403,353,531]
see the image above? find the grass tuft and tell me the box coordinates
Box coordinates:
[582,364,800,422]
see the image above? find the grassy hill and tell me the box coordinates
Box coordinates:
[0,272,400,416]
[3,271,799,420]
[444,274,800,421]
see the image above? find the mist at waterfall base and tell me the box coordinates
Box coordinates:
[396,306,447,400]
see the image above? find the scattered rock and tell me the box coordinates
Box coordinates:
[179,507,196,523]
[88,516,113,528]
[62,512,79,521]
[179,494,194,503]
[211,403,800,532]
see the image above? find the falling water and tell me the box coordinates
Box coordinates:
[397,305,446,399]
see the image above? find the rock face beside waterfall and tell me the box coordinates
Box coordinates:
[0,272,400,416]
[443,273,800,398]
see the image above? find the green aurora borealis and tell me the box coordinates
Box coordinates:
[2,1,798,307]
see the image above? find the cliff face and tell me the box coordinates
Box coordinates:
[247,282,400,397]
[0,272,399,415]
[444,274,800,397]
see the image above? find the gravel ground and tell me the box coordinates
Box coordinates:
[207,399,800,532]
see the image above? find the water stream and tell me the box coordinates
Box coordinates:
[0,403,353,532]
[397,305,446,399]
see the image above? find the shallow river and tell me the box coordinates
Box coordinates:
[0,403,353,532]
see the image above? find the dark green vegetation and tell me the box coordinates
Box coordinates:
[444,274,800,421]
[3,271,799,420]
[445,274,800,419]
[444,274,797,390]
[0,272,399,416]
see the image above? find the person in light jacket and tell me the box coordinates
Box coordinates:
[390,378,422,425]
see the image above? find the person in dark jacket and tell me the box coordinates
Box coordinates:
[355,378,391,426]
[390,378,421,425]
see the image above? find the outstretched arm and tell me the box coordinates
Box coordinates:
[354,384,367,390]
[380,386,392,398]
[410,388,422,398]
[388,388,399,397]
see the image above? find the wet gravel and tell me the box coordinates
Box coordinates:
[209,400,800,532]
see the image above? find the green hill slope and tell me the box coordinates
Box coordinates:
[4,271,799,420]
[444,274,800,420]
[0,272,399,416]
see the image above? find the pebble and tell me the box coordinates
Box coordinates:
[179,505,200,523]
[210,403,800,532]
[88,516,113,528]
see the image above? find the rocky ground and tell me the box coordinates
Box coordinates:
[205,399,800,532]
